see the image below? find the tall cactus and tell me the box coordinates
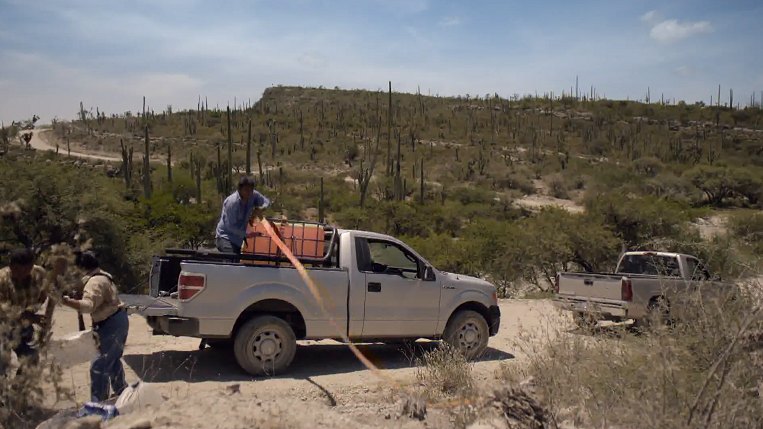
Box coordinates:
[246,119,252,175]
[167,141,172,183]
[120,138,133,190]
[227,106,233,191]
[419,157,425,205]
[319,177,325,223]
[142,126,152,198]
[216,142,225,195]
[192,153,203,202]
[386,81,392,176]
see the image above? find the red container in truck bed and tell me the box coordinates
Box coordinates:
[242,220,325,265]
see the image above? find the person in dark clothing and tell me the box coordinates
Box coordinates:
[0,248,62,377]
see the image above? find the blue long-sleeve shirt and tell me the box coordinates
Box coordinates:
[215,190,270,248]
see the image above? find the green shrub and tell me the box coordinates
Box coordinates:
[585,193,694,248]
[546,174,569,199]
[728,211,763,255]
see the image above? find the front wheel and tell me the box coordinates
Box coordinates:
[234,315,297,376]
[442,310,489,360]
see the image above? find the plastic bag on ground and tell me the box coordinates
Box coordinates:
[46,329,99,369]
[115,381,165,414]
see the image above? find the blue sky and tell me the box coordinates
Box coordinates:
[1,0,761,123]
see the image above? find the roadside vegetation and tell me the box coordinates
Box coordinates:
[1,86,761,428]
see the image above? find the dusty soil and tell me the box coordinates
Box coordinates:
[40,299,564,428]
[28,130,124,163]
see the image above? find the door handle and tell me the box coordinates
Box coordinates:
[368,282,382,292]
[584,279,593,286]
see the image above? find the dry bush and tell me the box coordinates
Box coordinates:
[415,343,475,401]
[502,277,763,429]
[1,318,71,429]
[546,174,569,199]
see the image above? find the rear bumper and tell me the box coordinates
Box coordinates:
[147,316,200,337]
[488,305,501,336]
[553,296,628,318]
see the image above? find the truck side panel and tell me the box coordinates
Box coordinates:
[177,262,349,339]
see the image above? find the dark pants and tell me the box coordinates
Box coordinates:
[91,309,129,402]
[0,325,38,376]
[215,237,241,255]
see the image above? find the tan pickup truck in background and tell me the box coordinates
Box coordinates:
[553,251,735,328]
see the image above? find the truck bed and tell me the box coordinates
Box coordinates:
[556,272,626,302]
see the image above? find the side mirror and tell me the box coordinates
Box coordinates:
[423,266,436,282]
[371,262,388,273]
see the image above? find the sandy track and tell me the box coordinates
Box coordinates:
[42,299,562,428]
[28,129,124,163]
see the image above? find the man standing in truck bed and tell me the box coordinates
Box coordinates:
[215,176,270,255]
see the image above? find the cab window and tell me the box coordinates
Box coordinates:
[355,238,420,279]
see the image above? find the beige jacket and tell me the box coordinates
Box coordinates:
[79,270,122,323]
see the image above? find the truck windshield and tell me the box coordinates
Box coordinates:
[616,254,681,277]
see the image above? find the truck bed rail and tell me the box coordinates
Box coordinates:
[164,218,339,266]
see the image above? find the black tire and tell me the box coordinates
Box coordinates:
[633,296,670,331]
[573,311,598,330]
[234,315,297,376]
[442,310,489,360]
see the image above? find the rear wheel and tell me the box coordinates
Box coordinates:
[234,315,297,376]
[443,310,489,360]
[633,296,670,331]
[573,311,598,330]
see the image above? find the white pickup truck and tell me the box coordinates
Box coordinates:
[122,222,500,376]
[553,251,734,328]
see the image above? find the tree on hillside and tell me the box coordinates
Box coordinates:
[683,165,735,206]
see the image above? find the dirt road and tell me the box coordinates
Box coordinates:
[44,299,563,428]
[28,129,124,163]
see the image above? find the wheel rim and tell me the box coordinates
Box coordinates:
[252,331,282,362]
[455,320,482,351]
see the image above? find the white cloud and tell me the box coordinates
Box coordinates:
[641,10,659,24]
[649,19,713,43]
[439,16,461,27]
[674,65,696,77]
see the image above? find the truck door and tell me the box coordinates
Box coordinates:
[355,237,441,338]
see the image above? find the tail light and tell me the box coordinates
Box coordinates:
[621,277,633,301]
[554,273,560,294]
[178,272,206,301]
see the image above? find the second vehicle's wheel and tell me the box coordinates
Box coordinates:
[234,315,297,376]
[633,296,670,331]
[573,311,598,330]
[442,310,489,360]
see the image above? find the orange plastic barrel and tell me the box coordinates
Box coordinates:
[242,221,325,265]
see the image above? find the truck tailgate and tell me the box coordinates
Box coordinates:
[557,273,624,301]
[119,294,179,317]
